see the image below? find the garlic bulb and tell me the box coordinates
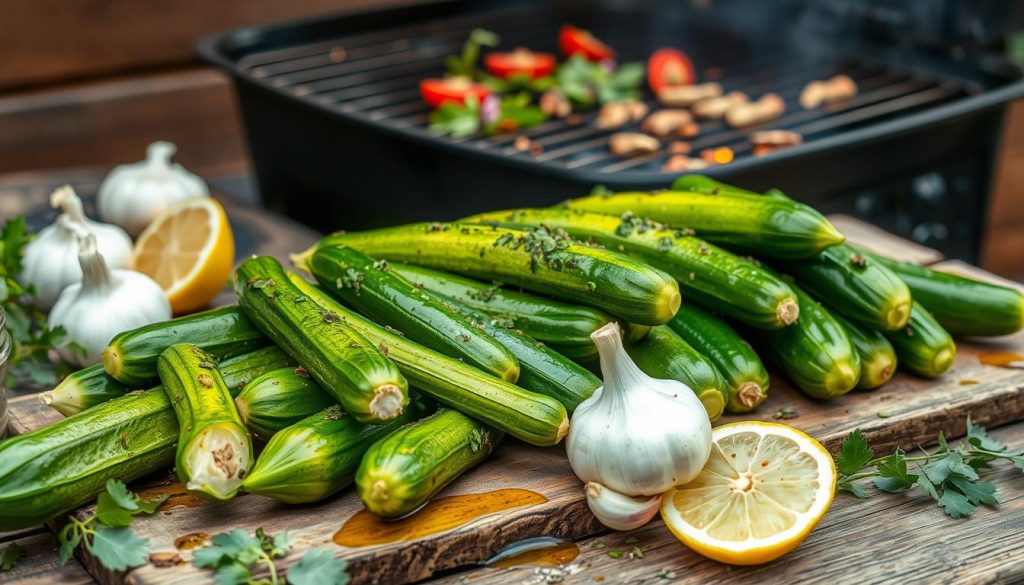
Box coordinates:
[97,141,209,236]
[586,481,662,531]
[20,186,133,310]
[49,234,171,366]
[566,322,712,497]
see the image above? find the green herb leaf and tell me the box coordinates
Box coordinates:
[938,489,975,519]
[871,453,917,492]
[446,29,499,78]
[923,452,978,484]
[428,100,481,137]
[104,480,139,511]
[88,526,151,571]
[838,480,869,499]
[966,416,1006,453]
[58,525,82,565]
[947,476,999,507]
[95,492,136,528]
[287,548,350,585]
[134,493,169,515]
[0,542,24,571]
[836,429,873,476]
[213,562,252,585]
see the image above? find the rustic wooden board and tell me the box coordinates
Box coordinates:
[434,422,1024,585]
[0,527,94,585]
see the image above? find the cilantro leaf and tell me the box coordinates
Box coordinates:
[88,527,151,571]
[270,533,294,558]
[95,492,136,528]
[287,548,350,585]
[1011,455,1024,472]
[872,453,917,492]
[838,481,869,498]
[923,452,978,484]
[104,480,139,511]
[0,542,23,571]
[1,216,29,275]
[213,562,252,585]
[135,493,169,515]
[966,416,1006,452]
[947,476,999,507]
[58,525,82,565]
[938,489,975,519]
[428,100,480,137]
[836,429,873,476]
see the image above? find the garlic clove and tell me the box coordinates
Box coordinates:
[585,481,662,531]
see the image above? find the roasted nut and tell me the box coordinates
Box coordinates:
[693,92,749,119]
[565,114,583,126]
[597,100,648,129]
[725,93,785,128]
[678,122,701,138]
[641,109,693,137]
[668,141,692,155]
[657,82,722,107]
[663,155,710,172]
[149,552,183,568]
[540,88,572,118]
[514,136,532,152]
[609,133,661,156]
[800,75,857,109]
[750,130,803,147]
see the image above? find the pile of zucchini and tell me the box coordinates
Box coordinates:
[4,175,1022,532]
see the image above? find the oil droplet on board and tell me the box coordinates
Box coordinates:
[174,532,211,551]
[134,484,204,511]
[979,352,1024,369]
[959,379,979,385]
[485,537,579,569]
[333,488,547,547]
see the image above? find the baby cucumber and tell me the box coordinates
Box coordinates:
[234,256,409,423]
[234,367,336,440]
[667,304,769,413]
[243,400,430,504]
[294,222,681,326]
[884,302,956,378]
[356,408,501,518]
[625,325,728,421]
[158,344,253,500]
[833,312,897,390]
[465,208,799,329]
[287,273,569,446]
[103,306,269,386]
[308,245,520,382]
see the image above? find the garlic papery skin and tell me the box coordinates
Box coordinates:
[97,141,209,236]
[49,234,171,366]
[566,322,712,496]
[586,481,662,531]
[20,185,133,310]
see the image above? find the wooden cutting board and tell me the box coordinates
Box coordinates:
[5,222,1024,585]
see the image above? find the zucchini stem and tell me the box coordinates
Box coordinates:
[184,425,250,499]
[369,384,406,420]
[736,382,764,409]
[777,299,799,326]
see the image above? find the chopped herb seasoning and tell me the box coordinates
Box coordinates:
[606,549,622,559]
[372,259,390,271]
[850,253,868,267]
[773,407,798,420]
[656,236,673,253]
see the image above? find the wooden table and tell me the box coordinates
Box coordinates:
[3,170,1024,585]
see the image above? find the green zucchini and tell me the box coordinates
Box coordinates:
[625,325,728,421]
[308,245,520,382]
[465,208,799,329]
[234,256,409,423]
[287,273,568,446]
[565,188,843,260]
[832,312,897,390]
[103,306,269,386]
[293,222,681,326]
[753,282,861,399]
[234,368,335,440]
[670,175,761,197]
[884,301,956,378]
[389,263,618,361]
[863,250,1024,337]
[158,344,253,500]
[789,243,911,330]
[0,388,177,531]
[356,408,501,518]
[243,400,430,504]
[667,304,769,413]
[42,345,295,417]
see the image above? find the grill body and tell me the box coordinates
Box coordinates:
[198,0,1024,260]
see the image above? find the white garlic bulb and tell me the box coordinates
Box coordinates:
[585,481,662,531]
[97,141,209,236]
[49,234,171,366]
[20,185,133,310]
[566,322,712,497]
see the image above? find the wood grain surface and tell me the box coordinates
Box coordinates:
[0,528,94,585]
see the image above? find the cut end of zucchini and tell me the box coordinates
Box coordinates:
[819,222,846,249]
[183,424,251,501]
[501,363,521,384]
[101,346,123,380]
[696,389,725,421]
[658,284,683,324]
[369,384,407,421]
[861,355,896,390]
[777,299,800,327]
[884,300,912,331]
[735,382,766,410]
[233,397,250,427]
[824,363,859,397]
[556,416,571,443]
[932,346,956,377]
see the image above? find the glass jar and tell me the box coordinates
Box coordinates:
[0,307,10,439]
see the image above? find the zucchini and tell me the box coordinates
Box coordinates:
[884,301,956,378]
[752,282,861,399]
[667,304,769,413]
[864,250,1024,337]
[832,312,897,390]
[293,222,681,326]
[789,243,911,330]
[356,408,501,518]
[389,263,619,361]
[234,256,409,423]
[42,345,295,417]
[670,175,760,197]
[234,368,336,440]
[103,306,269,386]
[287,273,568,446]
[158,344,253,500]
[565,188,843,260]
[0,388,177,531]
[465,208,799,329]
[308,245,520,382]
[625,326,728,421]
[243,400,430,504]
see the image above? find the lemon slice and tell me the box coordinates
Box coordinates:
[133,197,234,314]
[661,421,835,565]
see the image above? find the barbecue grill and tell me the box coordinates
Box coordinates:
[197,0,1024,261]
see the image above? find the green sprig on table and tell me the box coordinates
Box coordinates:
[836,417,1024,518]
[193,527,348,585]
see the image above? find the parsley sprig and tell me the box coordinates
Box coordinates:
[556,55,645,108]
[57,480,167,570]
[193,527,348,585]
[836,417,1024,518]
